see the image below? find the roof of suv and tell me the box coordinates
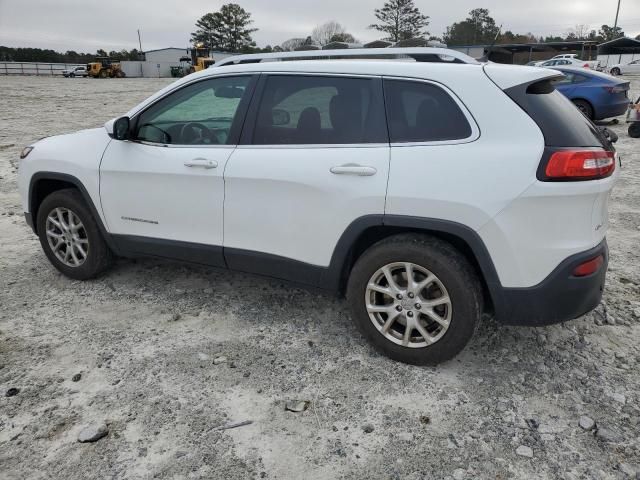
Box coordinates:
[124,59,560,117]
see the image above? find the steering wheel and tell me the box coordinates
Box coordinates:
[179,122,219,145]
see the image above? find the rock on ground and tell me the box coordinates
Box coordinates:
[77,424,109,443]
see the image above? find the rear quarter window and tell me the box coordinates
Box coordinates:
[504,79,608,148]
[383,79,473,143]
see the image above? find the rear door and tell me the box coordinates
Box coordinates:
[223,73,389,284]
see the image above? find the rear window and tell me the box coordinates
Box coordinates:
[383,79,472,143]
[504,79,608,148]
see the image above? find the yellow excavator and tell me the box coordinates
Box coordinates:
[87,57,126,78]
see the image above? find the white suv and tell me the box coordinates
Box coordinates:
[18,48,618,365]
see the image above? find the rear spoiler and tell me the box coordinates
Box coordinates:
[482,64,562,90]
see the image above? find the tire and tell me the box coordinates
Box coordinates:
[346,234,482,365]
[99,69,107,78]
[610,68,621,76]
[629,123,640,138]
[36,189,114,280]
[572,99,594,119]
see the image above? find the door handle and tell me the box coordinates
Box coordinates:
[184,158,218,169]
[330,164,377,176]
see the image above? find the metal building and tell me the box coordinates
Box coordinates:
[121,48,236,78]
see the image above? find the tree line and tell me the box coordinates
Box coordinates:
[192,1,635,52]
[0,46,143,63]
[2,1,636,63]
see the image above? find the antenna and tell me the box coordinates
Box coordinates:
[477,24,502,63]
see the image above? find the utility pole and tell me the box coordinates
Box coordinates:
[137,29,143,53]
[613,0,621,35]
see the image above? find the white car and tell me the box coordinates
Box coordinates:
[609,59,640,76]
[62,66,88,78]
[537,57,599,69]
[551,54,579,60]
[18,48,618,365]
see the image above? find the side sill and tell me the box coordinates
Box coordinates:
[112,234,226,269]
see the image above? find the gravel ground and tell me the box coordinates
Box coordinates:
[1,75,639,480]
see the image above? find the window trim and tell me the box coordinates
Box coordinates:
[382,76,480,147]
[128,73,258,148]
[239,72,389,148]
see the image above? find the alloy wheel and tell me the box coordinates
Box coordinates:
[365,262,452,348]
[45,207,89,267]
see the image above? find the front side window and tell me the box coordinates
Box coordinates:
[384,79,473,143]
[252,75,387,145]
[135,75,252,145]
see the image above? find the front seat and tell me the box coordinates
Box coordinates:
[296,107,322,143]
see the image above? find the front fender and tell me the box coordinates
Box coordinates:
[19,128,111,224]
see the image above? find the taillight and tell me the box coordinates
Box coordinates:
[603,85,628,94]
[543,149,615,181]
[573,255,604,277]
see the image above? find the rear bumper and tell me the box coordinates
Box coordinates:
[495,239,608,326]
[595,100,630,120]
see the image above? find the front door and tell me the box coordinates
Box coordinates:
[223,74,390,284]
[100,74,256,266]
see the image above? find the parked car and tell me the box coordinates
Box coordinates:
[538,57,599,69]
[62,66,88,78]
[551,54,579,60]
[550,66,630,120]
[609,59,640,76]
[18,48,618,365]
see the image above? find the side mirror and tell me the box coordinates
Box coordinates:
[113,117,130,140]
[272,109,290,126]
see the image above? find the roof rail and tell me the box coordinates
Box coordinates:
[214,47,479,67]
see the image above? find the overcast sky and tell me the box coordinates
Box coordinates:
[1,0,638,52]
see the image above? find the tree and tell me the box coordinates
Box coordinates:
[191,3,258,52]
[443,8,500,46]
[330,32,357,43]
[566,24,590,40]
[598,24,624,42]
[312,21,349,46]
[499,30,537,44]
[280,38,306,51]
[369,0,429,42]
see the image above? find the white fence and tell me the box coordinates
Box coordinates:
[0,62,84,76]
[0,60,180,78]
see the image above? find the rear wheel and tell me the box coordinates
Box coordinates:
[346,234,482,365]
[572,99,594,119]
[610,67,621,76]
[36,189,114,280]
[629,123,640,138]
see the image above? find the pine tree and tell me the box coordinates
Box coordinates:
[191,3,258,52]
[369,0,429,42]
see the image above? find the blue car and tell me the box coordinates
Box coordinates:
[551,66,630,120]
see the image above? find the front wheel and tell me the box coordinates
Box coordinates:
[610,67,621,76]
[346,234,482,365]
[36,189,114,280]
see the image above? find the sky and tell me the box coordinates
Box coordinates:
[0,0,639,52]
